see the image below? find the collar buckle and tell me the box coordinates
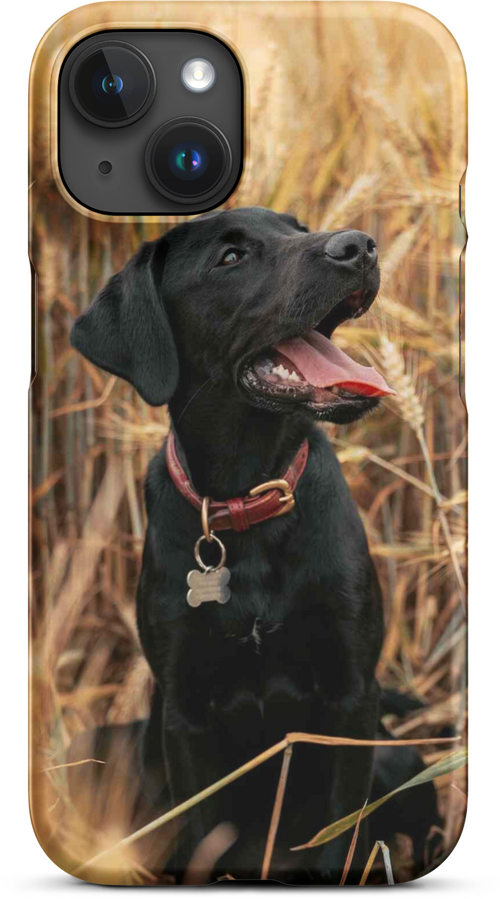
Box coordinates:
[249,478,295,517]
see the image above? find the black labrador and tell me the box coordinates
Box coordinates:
[71,207,395,883]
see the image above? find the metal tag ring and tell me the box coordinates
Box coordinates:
[194,533,227,572]
[201,496,213,542]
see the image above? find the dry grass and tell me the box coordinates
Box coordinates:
[29,1,467,885]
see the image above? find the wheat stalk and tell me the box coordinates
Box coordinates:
[363,89,422,159]
[320,173,380,231]
[380,336,425,431]
[378,189,455,208]
[380,336,466,608]
[379,139,412,182]
[378,295,433,334]
[350,18,389,92]
[381,213,428,283]
[251,43,279,128]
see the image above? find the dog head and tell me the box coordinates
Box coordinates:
[71,206,393,424]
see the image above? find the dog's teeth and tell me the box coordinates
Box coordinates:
[270,364,302,383]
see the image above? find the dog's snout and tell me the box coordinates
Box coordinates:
[324,230,378,270]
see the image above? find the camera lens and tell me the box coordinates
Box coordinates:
[170,142,207,179]
[69,41,156,127]
[102,74,123,95]
[145,118,232,202]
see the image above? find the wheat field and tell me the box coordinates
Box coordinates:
[29,1,467,884]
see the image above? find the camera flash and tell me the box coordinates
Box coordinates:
[181,58,216,92]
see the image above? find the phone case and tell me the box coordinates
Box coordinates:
[29,1,467,885]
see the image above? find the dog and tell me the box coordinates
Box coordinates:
[71,206,396,883]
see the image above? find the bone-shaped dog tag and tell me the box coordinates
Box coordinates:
[187,567,231,607]
[187,511,231,608]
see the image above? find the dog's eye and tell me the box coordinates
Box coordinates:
[220,248,244,266]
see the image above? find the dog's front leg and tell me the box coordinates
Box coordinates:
[159,694,229,879]
[138,566,232,875]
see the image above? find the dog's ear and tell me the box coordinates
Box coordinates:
[279,213,309,233]
[70,237,178,406]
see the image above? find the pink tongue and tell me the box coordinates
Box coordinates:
[274,331,396,397]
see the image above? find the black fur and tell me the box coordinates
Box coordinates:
[71,207,409,883]
[370,691,444,872]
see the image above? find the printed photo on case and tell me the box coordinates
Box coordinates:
[29,1,467,885]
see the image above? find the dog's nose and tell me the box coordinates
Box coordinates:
[324,230,378,270]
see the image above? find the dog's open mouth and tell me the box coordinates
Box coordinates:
[240,289,395,412]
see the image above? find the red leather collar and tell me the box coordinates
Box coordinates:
[166,433,309,533]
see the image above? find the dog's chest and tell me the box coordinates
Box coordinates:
[204,597,330,685]
[221,615,282,654]
[185,530,335,667]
